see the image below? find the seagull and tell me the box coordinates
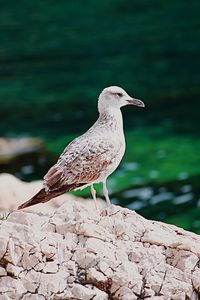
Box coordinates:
[17,86,145,210]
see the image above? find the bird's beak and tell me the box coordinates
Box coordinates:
[127,98,145,108]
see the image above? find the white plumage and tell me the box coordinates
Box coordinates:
[18,86,145,210]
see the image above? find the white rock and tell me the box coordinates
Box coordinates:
[0,295,12,300]
[87,267,106,282]
[63,260,76,275]
[7,211,49,230]
[3,239,22,265]
[21,251,42,270]
[21,269,40,293]
[72,248,97,268]
[71,284,95,300]
[0,266,6,276]
[22,294,45,300]
[43,261,59,273]
[171,250,199,272]
[0,201,200,299]
[117,286,137,300]
[6,264,23,277]
[92,287,108,300]
[0,276,26,295]
[0,237,8,260]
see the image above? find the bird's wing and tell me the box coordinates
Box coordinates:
[43,134,118,191]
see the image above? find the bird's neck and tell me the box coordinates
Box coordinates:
[98,107,124,133]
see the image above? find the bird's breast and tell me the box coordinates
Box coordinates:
[97,132,125,181]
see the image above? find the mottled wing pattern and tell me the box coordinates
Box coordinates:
[43,134,117,191]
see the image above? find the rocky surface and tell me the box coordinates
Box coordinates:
[0,201,200,299]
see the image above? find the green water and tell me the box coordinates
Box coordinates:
[0,0,200,136]
[0,0,200,233]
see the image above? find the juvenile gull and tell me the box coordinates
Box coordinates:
[17,86,145,210]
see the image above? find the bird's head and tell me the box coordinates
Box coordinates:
[98,86,145,113]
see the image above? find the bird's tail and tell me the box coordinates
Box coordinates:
[17,183,85,210]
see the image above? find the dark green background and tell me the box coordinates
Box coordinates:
[1,0,200,232]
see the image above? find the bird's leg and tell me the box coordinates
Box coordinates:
[102,180,111,206]
[90,184,99,211]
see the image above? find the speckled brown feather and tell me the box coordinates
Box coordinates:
[17,182,86,209]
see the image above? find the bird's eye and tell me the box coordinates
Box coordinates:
[116,93,122,97]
